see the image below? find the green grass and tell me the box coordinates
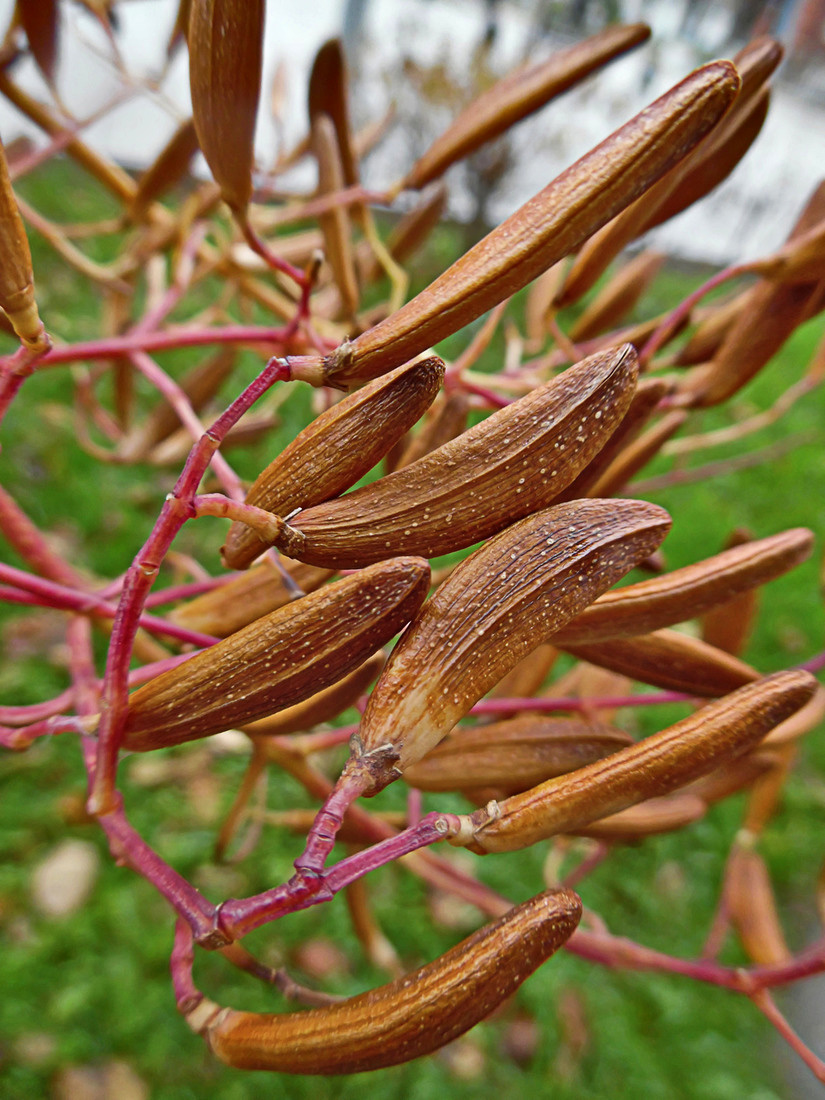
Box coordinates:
[1,157,824,1098]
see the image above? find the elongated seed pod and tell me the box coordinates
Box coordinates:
[19,0,59,85]
[577,790,708,840]
[312,113,360,318]
[188,0,264,213]
[727,843,791,965]
[391,388,471,470]
[275,345,640,569]
[563,629,759,697]
[169,559,332,638]
[403,716,633,795]
[0,137,45,349]
[222,356,445,569]
[701,529,758,655]
[359,182,448,286]
[130,118,200,221]
[188,888,581,1074]
[584,410,687,498]
[348,498,670,794]
[553,528,813,645]
[291,61,739,386]
[556,41,779,306]
[401,23,651,191]
[308,39,359,191]
[455,670,816,853]
[673,291,747,366]
[490,642,558,699]
[121,557,430,751]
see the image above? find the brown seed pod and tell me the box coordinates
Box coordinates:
[120,557,430,751]
[188,0,264,213]
[307,38,359,191]
[455,670,816,853]
[187,888,581,1074]
[273,345,640,569]
[583,409,687,499]
[553,528,813,645]
[359,183,448,287]
[562,629,759,696]
[556,41,779,307]
[726,842,792,966]
[403,715,634,795]
[0,136,45,349]
[700,529,759,655]
[400,23,651,191]
[292,60,739,387]
[348,497,671,795]
[168,559,333,638]
[18,0,59,85]
[576,790,708,840]
[312,113,360,319]
[221,356,445,570]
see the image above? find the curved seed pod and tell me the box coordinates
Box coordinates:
[455,670,816,854]
[308,39,359,191]
[293,61,739,387]
[187,888,581,1074]
[221,356,445,570]
[403,716,634,795]
[556,41,779,307]
[562,629,759,697]
[554,528,813,645]
[167,0,192,55]
[762,684,825,747]
[727,843,791,965]
[348,498,671,795]
[275,345,640,569]
[400,23,651,191]
[557,377,670,502]
[0,137,45,349]
[569,251,666,343]
[169,559,333,638]
[241,653,384,739]
[188,0,264,213]
[312,113,360,318]
[690,749,780,806]
[19,0,59,85]
[121,557,430,751]
[130,118,200,221]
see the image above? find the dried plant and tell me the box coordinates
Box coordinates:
[1,1,824,1087]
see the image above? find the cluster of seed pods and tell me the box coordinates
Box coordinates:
[1,0,824,1081]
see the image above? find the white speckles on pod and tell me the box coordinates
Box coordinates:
[275,346,640,569]
[351,497,671,794]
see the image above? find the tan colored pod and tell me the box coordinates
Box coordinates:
[576,790,708,840]
[403,715,633,795]
[274,345,640,569]
[19,0,59,85]
[312,113,360,318]
[726,843,791,966]
[121,557,430,751]
[188,0,264,213]
[308,38,359,191]
[554,528,813,645]
[401,23,651,191]
[222,356,445,569]
[0,137,45,349]
[454,670,816,853]
[562,629,759,697]
[294,60,739,386]
[701,529,758,655]
[583,410,687,499]
[188,888,581,1074]
[348,497,671,794]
